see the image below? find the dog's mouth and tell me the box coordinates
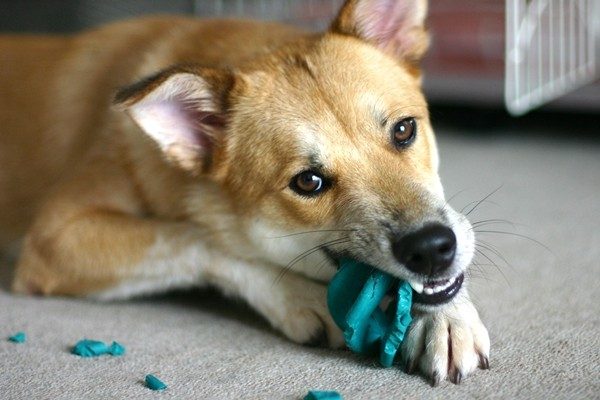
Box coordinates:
[408,273,464,305]
[325,249,465,306]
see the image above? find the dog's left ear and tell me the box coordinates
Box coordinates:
[114,66,234,173]
[330,0,429,65]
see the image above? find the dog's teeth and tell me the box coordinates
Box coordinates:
[449,277,456,284]
[428,279,455,294]
[408,280,424,294]
[423,287,434,295]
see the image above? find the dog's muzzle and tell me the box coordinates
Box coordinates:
[392,223,463,305]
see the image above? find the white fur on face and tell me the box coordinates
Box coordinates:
[446,206,476,279]
[246,219,337,283]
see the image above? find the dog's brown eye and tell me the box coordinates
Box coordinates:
[392,117,416,147]
[290,171,328,197]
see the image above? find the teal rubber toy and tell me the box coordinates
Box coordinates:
[8,332,27,343]
[304,390,343,400]
[71,339,125,357]
[109,341,126,356]
[327,259,412,367]
[145,374,167,391]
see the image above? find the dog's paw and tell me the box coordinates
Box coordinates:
[401,299,490,386]
[270,277,344,349]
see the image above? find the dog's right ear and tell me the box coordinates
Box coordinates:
[114,66,234,173]
[330,0,429,65]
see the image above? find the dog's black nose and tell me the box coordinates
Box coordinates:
[393,223,457,276]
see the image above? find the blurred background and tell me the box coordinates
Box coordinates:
[1,0,599,123]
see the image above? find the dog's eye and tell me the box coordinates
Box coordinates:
[290,170,328,197]
[392,117,416,148]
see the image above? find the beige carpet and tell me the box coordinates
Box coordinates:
[1,129,599,399]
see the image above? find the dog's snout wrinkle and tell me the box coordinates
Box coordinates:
[392,223,456,276]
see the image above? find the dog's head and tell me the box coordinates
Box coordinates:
[116,0,473,309]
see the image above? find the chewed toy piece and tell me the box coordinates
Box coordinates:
[145,374,167,391]
[379,281,413,367]
[72,339,109,357]
[327,259,393,354]
[304,390,343,400]
[327,258,413,367]
[71,339,125,357]
[343,269,394,353]
[109,341,126,356]
[8,332,27,343]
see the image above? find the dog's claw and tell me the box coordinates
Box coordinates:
[478,354,490,370]
[405,358,418,375]
[450,369,462,384]
[401,300,490,385]
[305,326,328,347]
[430,371,441,387]
[408,360,418,375]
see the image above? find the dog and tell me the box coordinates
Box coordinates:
[0,0,489,385]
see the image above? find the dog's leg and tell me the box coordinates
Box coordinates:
[13,203,343,347]
[202,258,344,348]
[401,293,490,385]
[12,212,212,298]
[9,145,211,297]
[14,214,344,347]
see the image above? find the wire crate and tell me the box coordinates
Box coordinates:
[505,0,599,115]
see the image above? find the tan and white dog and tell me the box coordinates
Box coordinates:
[0,0,489,385]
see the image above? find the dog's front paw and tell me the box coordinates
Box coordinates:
[270,277,345,349]
[401,299,490,386]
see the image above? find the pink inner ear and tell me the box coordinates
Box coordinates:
[132,97,217,153]
[357,0,420,55]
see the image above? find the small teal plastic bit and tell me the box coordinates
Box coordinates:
[304,390,343,400]
[109,341,126,356]
[145,374,167,391]
[8,332,27,343]
[327,259,412,368]
[71,339,125,357]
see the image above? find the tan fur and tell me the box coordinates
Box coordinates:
[1,1,489,384]
[1,17,304,291]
